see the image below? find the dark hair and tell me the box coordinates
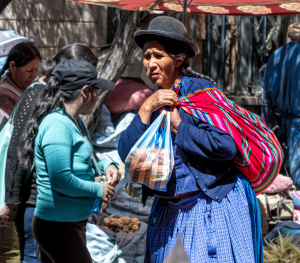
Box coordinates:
[0,42,42,76]
[19,43,98,170]
[147,39,217,86]
[40,43,98,77]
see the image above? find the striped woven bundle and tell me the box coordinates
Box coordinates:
[176,85,283,195]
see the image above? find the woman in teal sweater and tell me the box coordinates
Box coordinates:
[19,60,120,263]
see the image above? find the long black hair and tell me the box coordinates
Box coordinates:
[0,42,42,76]
[19,43,98,170]
[148,39,217,85]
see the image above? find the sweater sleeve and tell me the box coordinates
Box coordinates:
[41,120,103,199]
[118,113,149,163]
[5,84,44,205]
[97,160,119,175]
[175,121,237,161]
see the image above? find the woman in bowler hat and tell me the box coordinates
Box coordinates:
[118,16,262,263]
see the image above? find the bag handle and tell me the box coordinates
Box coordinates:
[126,110,167,158]
[264,193,287,223]
[63,104,104,183]
[0,82,21,97]
[264,193,275,222]
[276,195,287,222]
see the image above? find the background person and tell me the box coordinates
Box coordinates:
[0,43,120,263]
[118,16,262,263]
[19,60,120,263]
[0,42,41,123]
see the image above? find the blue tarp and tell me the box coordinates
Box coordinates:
[0,30,34,75]
[260,41,300,188]
[0,31,20,74]
[264,222,300,245]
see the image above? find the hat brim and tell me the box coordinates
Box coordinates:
[134,30,198,58]
[92,78,115,91]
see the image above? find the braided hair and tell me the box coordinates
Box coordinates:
[156,39,218,86]
[184,67,217,86]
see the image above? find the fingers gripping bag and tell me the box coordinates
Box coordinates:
[124,110,174,191]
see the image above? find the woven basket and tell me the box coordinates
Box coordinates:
[0,224,18,249]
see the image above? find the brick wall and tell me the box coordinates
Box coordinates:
[0,0,107,58]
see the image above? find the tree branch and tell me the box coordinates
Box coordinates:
[82,11,176,134]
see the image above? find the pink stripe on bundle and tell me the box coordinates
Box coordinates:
[264,174,293,193]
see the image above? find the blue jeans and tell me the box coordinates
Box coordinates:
[14,206,40,263]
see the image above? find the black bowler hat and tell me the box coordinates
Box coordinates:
[51,60,115,91]
[134,16,198,58]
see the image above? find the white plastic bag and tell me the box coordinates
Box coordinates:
[124,111,174,191]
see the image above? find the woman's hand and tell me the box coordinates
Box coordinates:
[101,183,115,203]
[139,89,178,125]
[105,164,121,187]
[0,204,19,227]
[169,106,182,134]
[159,106,182,134]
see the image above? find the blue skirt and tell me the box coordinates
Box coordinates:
[145,174,263,263]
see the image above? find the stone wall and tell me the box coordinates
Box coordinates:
[0,0,107,58]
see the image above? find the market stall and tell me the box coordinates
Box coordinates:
[64,1,300,262]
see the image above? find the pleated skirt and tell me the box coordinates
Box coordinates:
[145,173,263,263]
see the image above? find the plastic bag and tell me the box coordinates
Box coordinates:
[124,110,174,192]
[90,176,104,214]
[91,199,103,214]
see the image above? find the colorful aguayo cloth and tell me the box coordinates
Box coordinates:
[172,83,283,195]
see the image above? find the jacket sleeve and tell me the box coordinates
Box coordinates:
[5,84,44,205]
[118,113,149,163]
[174,120,237,161]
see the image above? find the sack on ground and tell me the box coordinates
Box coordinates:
[257,190,294,236]
[106,179,153,223]
[0,224,18,250]
[264,221,300,245]
[87,212,147,263]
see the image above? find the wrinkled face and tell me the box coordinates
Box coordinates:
[10,57,40,91]
[143,40,177,89]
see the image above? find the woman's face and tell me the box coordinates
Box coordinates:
[10,57,40,91]
[88,88,100,114]
[81,86,100,115]
[143,40,181,89]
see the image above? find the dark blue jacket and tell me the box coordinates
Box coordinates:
[118,76,238,204]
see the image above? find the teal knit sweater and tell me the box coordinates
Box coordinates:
[34,108,115,222]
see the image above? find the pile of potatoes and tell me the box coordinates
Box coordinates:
[97,215,141,233]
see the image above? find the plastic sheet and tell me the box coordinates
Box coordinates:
[260,41,300,188]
